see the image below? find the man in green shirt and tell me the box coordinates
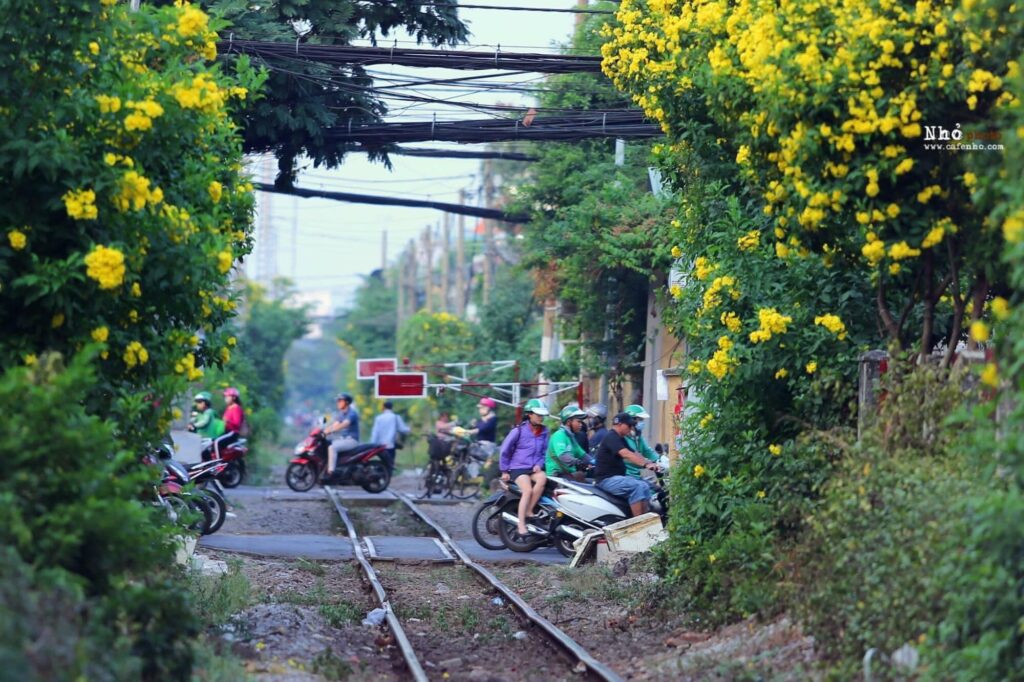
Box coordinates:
[189,391,225,439]
[623,404,659,478]
[545,404,589,479]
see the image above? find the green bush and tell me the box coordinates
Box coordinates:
[0,353,198,680]
[795,366,982,676]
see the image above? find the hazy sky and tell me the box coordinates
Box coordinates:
[244,1,581,309]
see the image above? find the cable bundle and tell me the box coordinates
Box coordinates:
[218,39,603,74]
[322,111,660,144]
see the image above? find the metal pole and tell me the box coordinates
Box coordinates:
[456,190,466,316]
[441,214,450,313]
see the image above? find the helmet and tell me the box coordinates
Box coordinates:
[335,392,353,403]
[624,404,651,419]
[223,387,240,399]
[612,412,637,427]
[559,405,586,422]
[478,397,497,409]
[194,391,213,404]
[585,403,608,420]
[523,398,550,416]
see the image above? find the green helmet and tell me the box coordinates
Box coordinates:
[523,398,550,416]
[194,391,213,404]
[558,404,586,422]
[624,404,650,419]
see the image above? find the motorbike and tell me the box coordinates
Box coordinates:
[494,479,568,555]
[156,444,230,535]
[199,436,248,488]
[544,470,669,549]
[143,450,214,534]
[471,489,509,551]
[285,428,391,493]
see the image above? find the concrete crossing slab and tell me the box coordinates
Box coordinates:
[226,486,327,501]
[330,487,397,506]
[365,536,454,561]
[199,533,353,559]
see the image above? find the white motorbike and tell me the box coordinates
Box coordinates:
[498,471,669,556]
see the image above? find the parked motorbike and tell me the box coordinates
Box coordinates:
[199,437,248,488]
[156,443,230,534]
[285,428,391,493]
[494,480,567,555]
[144,450,214,534]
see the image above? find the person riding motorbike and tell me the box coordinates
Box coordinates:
[325,393,360,478]
[499,398,549,538]
[211,387,246,458]
[593,412,661,517]
[586,403,609,453]
[545,404,590,481]
[623,404,660,478]
[188,391,225,439]
[463,397,498,443]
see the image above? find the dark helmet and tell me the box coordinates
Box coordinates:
[335,392,353,403]
[612,412,636,427]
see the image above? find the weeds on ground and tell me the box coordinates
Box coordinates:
[319,601,361,628]
[188,560,252,626]
[191,638,251,681]
[312,648,355,678]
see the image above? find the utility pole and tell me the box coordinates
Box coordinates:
[575,0,587,28]
[381,229,387,274]
[423,227,433,313]
[483,160,495,305]
[456,190,466,316]
[441,213,450,313]
[407,239,418,317]
[396,245,405,332]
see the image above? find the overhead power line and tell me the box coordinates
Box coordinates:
[321,111,661,145]
[219,40,603,73]
[255,183,528,223]
[388,147,538,161]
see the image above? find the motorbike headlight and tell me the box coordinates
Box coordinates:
[294,443,305,455]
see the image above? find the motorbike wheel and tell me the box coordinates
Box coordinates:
[471,503,505,551]
[286,462,317,492]
[449,463,481,500]
[420,461,448,498]
[360,461,391,493]
[196,487,227,534]
[496,500,545,553]
[166,494,213,533]
[553,523,584,558]
[219,460,244,488]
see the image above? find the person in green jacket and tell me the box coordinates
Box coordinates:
[189,391,225,439]
[545,404,590,479]
[623,404,659,478]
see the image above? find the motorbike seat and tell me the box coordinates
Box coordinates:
[336,442,378,457]
[568,480,633,515]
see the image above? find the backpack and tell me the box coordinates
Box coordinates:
[394,429,407,450]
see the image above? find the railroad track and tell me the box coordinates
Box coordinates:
[325,486,623,682]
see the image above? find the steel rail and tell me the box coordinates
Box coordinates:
[393,491,625,682]
[325,487,429,682]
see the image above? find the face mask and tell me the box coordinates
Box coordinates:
[635,421,646,433]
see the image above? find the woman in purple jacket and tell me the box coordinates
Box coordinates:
[499,399,550,538]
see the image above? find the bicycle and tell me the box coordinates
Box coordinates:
[420,434,495,500]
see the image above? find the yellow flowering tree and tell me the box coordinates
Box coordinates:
[603,0,1017,363]
[0,1,264,443]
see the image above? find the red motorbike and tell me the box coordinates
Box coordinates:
[285,428,391,493]
[199,437,248,488]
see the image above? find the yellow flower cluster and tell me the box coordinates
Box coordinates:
[208,180,223,203]
[1003,209,1024,243]
[749,307,792,343]
[175,352,204,381]
[706,335,736,379]
[769,444,782,456]
[774,368,788,379]
[63,189,98,220]
[84,245,126,289]
[177,4,209,38]
[217,251,233,274]
[861,232,886,266]
[91,326,109,343]
[969,320,989,343]
[990,297,1010,321]
[889,241,921,261]
[805,361,818,374]
[720,311,742,332]
[701,275,739,313]
[693,256,716,280]
[736,229,760,251]
[114,171,163,212]
[693,464,706,478]
[124,99,164,132]
[95,94,121,113]
[921,217,956,249]
[171,73,227,114]
[123,340,149,368]
[814,314,848,341]
[8,229,27,250]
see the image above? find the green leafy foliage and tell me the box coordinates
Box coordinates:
[0,353,198,680]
